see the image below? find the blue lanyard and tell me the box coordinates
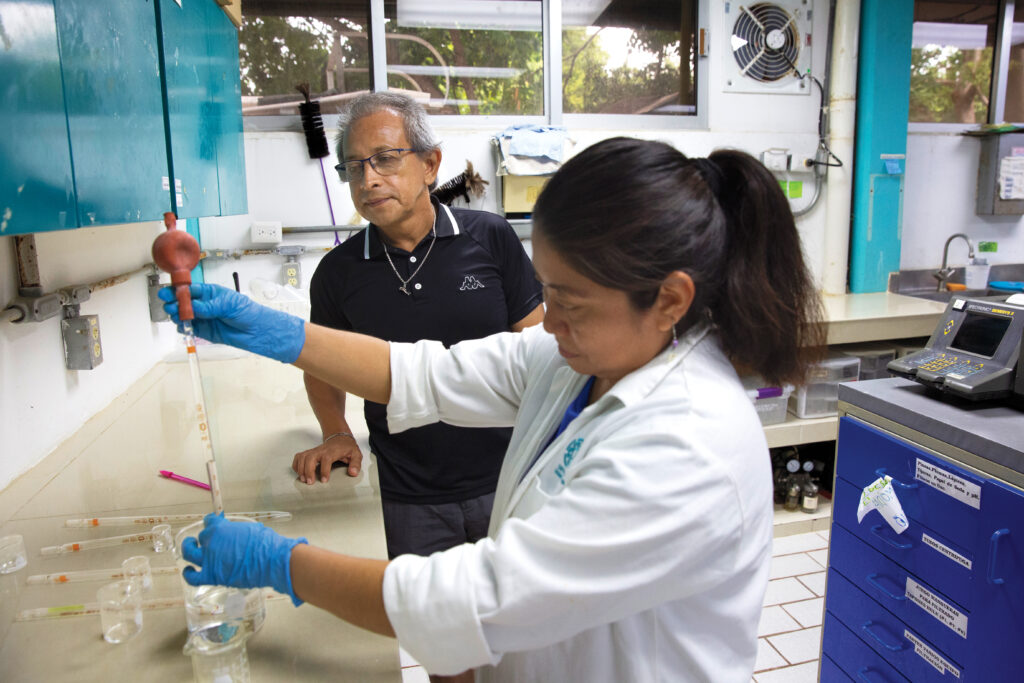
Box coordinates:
[520,376,595,483]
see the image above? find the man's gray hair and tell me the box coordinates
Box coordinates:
[335,92,441,160]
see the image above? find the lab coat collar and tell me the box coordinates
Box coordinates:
[595,321,712,410]
[362,197,458,260]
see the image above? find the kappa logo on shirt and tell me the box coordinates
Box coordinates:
[459,275,485,291]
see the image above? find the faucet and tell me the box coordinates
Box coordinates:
[934,233,975,291]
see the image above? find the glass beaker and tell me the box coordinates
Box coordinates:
[175,517,266,634]
[152,524,175,553]
[183,619,251,683]
[97,579,143,643]
[122,555,153,593]
[0,535,27,574]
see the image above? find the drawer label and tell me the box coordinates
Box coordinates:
[905,577,968,638]
[915,459,981,509]
[904,629,962,678]
[922,533,972,571]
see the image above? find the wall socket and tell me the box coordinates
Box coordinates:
[251,221,282,244]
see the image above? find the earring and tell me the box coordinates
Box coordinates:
[669,326,679,360]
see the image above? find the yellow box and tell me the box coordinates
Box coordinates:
[501,175,550,213]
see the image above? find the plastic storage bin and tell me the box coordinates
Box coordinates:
[741,376,794,426]
[789,355,860,418]
[834,341,896,380]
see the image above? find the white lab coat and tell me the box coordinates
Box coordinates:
[382,323,773,682]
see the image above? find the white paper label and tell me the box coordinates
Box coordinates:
[922,533,972,571]
[904,630,961,677]
[162,176,170,191]
[915,459,981,509]
[999,157,1024,200]
[905,577,968,638]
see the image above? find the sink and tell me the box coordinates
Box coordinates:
[899,289,1010,303]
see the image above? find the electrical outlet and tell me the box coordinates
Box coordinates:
[761,148,791,172]
[251,221,282,244]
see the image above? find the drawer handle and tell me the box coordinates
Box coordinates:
[988,528,1010,585]
[875,468,918,490]
[866,573,907,601]
[857,666,890,683]
[861,620,906,651]
[871,525,913,550]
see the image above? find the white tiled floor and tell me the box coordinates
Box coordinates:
[754,529,831,681]
[401,529,832,682]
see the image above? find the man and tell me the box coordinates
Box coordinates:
[295,92,544,569]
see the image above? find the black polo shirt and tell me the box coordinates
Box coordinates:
[309,198,543,504]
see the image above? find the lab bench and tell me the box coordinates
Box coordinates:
[0,354,399,682]
[820,377,1024,681]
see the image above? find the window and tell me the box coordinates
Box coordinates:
[383,1,544,115]
[562,1,697,116]
[910,0,1023,125]
[238,3,371,116]
[238,0,703,125]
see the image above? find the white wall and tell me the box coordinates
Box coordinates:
[902,131,1024,270]
[0,223,180,490]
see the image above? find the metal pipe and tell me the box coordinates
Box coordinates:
[822,0,860,295]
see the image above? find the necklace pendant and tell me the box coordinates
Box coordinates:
[399,284,410,296]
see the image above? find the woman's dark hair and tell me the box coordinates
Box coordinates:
[532,137,825,386]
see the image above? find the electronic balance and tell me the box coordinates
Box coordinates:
[887,296,1024,401]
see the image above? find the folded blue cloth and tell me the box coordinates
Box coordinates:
[501,124,569,162]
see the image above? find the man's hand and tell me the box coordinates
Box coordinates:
[292,435,363,484]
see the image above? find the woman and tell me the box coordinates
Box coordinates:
[163,137,824,682]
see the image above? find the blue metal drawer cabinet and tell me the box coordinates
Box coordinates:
[821,414,1024,681]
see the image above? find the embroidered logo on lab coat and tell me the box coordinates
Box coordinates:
[539,438,584,494]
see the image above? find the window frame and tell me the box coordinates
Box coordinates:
[242,0,709,132]
[907,0,1021,133]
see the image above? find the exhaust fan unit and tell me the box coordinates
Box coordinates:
[723,1,813,94]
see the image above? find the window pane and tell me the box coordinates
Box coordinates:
[385,1,544,115]
[910,1,998,124]
[1006,3,1024,123]
[562,1,697,116]
[238,3,371,116]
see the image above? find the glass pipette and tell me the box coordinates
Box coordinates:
[39,531,156,556]
[64,511,293,528]
[27,566,179,585]
[17,591,285,621]
[180,319,225,514]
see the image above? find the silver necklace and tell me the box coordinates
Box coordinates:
[382,211,436,296]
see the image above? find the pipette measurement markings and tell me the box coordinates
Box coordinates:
[28,566,179,585]
[181,319,225,514]
[17,591,287,621]
[65,511,293,528]
[39,532,155,555]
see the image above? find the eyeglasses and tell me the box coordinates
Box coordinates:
[335,148,417,183]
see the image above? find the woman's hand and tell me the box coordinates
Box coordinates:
[158,283,306,363]
[181,512,308,606]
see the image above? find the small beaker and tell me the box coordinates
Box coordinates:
[122,555,153,593]
[964,258,991,290]
[175,517,266,634]
[97,579,143,643]
[152,524,174,553]
[183,619,251,683]
[0,535,27,574]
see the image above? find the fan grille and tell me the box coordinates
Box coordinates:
[731,3,801,83]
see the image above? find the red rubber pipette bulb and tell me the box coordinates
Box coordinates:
[152,212,199,321]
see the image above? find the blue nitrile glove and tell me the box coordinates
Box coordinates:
[158,283,306,363]
[181,512,308,606]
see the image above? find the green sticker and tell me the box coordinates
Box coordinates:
[979,241,998,252]
[787,181,803,199]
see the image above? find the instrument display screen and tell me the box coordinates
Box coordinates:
[949,311,1012,358]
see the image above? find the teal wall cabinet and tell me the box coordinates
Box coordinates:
[0,0,247,236]
[0,0,77,234]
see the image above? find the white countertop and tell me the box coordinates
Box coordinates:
[0,352,399,682]
[822,292,946,344]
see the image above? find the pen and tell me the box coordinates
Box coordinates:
[159,470,212,491]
